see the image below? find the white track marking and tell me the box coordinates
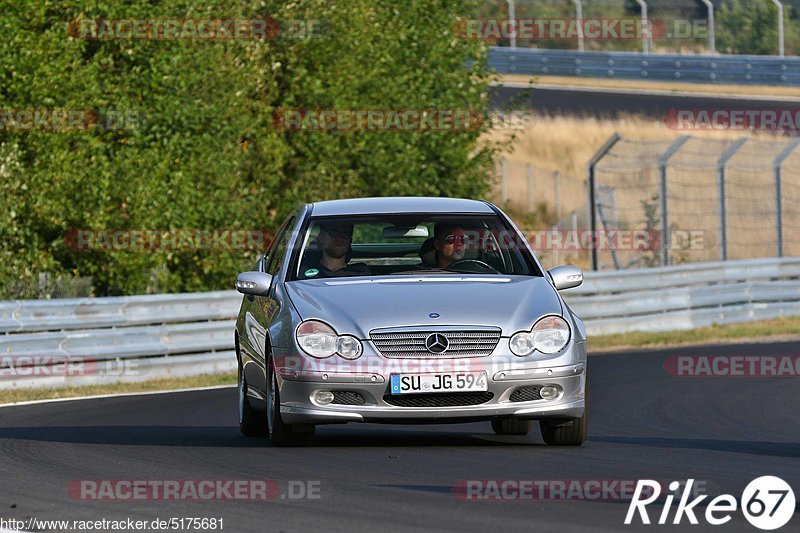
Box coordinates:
[0,384,236,409]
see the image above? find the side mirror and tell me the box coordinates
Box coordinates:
[548,265,583,291]
[235,271,273,296]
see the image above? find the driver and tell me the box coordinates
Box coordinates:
[433,223,468,268]
[301,222,371,278]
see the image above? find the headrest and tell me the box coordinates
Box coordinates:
[419,237,437,266]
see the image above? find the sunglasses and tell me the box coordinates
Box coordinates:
[443,234,469,245]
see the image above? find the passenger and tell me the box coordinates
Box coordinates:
[301,222,371,278]
[433,223,468,268]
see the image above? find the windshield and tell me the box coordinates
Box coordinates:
[288,214,541,280]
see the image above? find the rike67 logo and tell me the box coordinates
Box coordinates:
[626,477,795,530]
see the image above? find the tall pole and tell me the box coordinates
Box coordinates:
[635,0,649,54]
[572,0,585,52]
[506,0,517,49]
[658,136,690,267]
[772,0,785,56]
[587,133,621,271]
[700,0,715,54]
[717,139,748,261]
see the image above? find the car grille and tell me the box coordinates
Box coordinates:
[331,391,365,406]
[509,386,542,402]
[370,328,501,358]
[383,392,494,407]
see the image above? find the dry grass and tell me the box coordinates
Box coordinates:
[590,315,800,352]
[500,74,800,99]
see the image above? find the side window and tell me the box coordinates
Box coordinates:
[265,216,296,276]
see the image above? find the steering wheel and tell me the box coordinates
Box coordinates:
[446,259,499,273]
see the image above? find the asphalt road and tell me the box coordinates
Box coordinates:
[1,341,798,532]
[489,84,800,120]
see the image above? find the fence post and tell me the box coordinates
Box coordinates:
[526,164,534,212]
[772,0,785,56]
[717,138,748,261]
[506,0,517,49]
[658,136,690,267]
[572,0,585,52]
[635,0,650,54]
[700,0,716,54]
[501,158,508,204]
[773,138,800,257]
[587,133,621,271]
[554,170,561,221]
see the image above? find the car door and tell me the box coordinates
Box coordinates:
[238,211,300,395]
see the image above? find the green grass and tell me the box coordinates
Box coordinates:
[590,316,800,352]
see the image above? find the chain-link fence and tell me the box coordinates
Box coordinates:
[589,134,800,270]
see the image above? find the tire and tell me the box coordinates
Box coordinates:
[491,418,532,436]
[540,382,588,446]
[238,361,267,437]
[267,362,315,447]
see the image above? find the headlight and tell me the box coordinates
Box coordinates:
[510,315,570,356]
[296,320,363,360]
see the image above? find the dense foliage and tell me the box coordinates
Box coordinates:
[0,0,497,297]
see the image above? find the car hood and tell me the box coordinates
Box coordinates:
[285,275,562,339]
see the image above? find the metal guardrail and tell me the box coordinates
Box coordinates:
[567,257,800,334]
[489,47,800,86]
[1,257,798,389]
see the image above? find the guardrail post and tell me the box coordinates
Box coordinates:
[773,138,800,257]
[717,138,748,261]
[587,133,621,271]
[658,136,690,266]
[700,0,716,54]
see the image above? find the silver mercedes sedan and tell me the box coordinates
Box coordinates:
[234,197,587,446]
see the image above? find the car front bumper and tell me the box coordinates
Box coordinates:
[273,347,587,425]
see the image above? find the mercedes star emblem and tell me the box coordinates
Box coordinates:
[424,333,449,354]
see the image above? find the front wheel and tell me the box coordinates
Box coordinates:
[541,375,588,446]
[267,363,315,447]
[238,362,266,437]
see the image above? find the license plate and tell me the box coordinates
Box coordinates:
[390,372,488,395]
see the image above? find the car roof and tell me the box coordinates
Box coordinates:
[308,197,497,217]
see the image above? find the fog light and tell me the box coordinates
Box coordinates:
[313,390,334,405]
[540,385,561,400]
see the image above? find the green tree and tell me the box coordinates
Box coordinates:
[0,0,498,297]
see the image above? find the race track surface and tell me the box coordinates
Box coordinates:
[1,341,798,532]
